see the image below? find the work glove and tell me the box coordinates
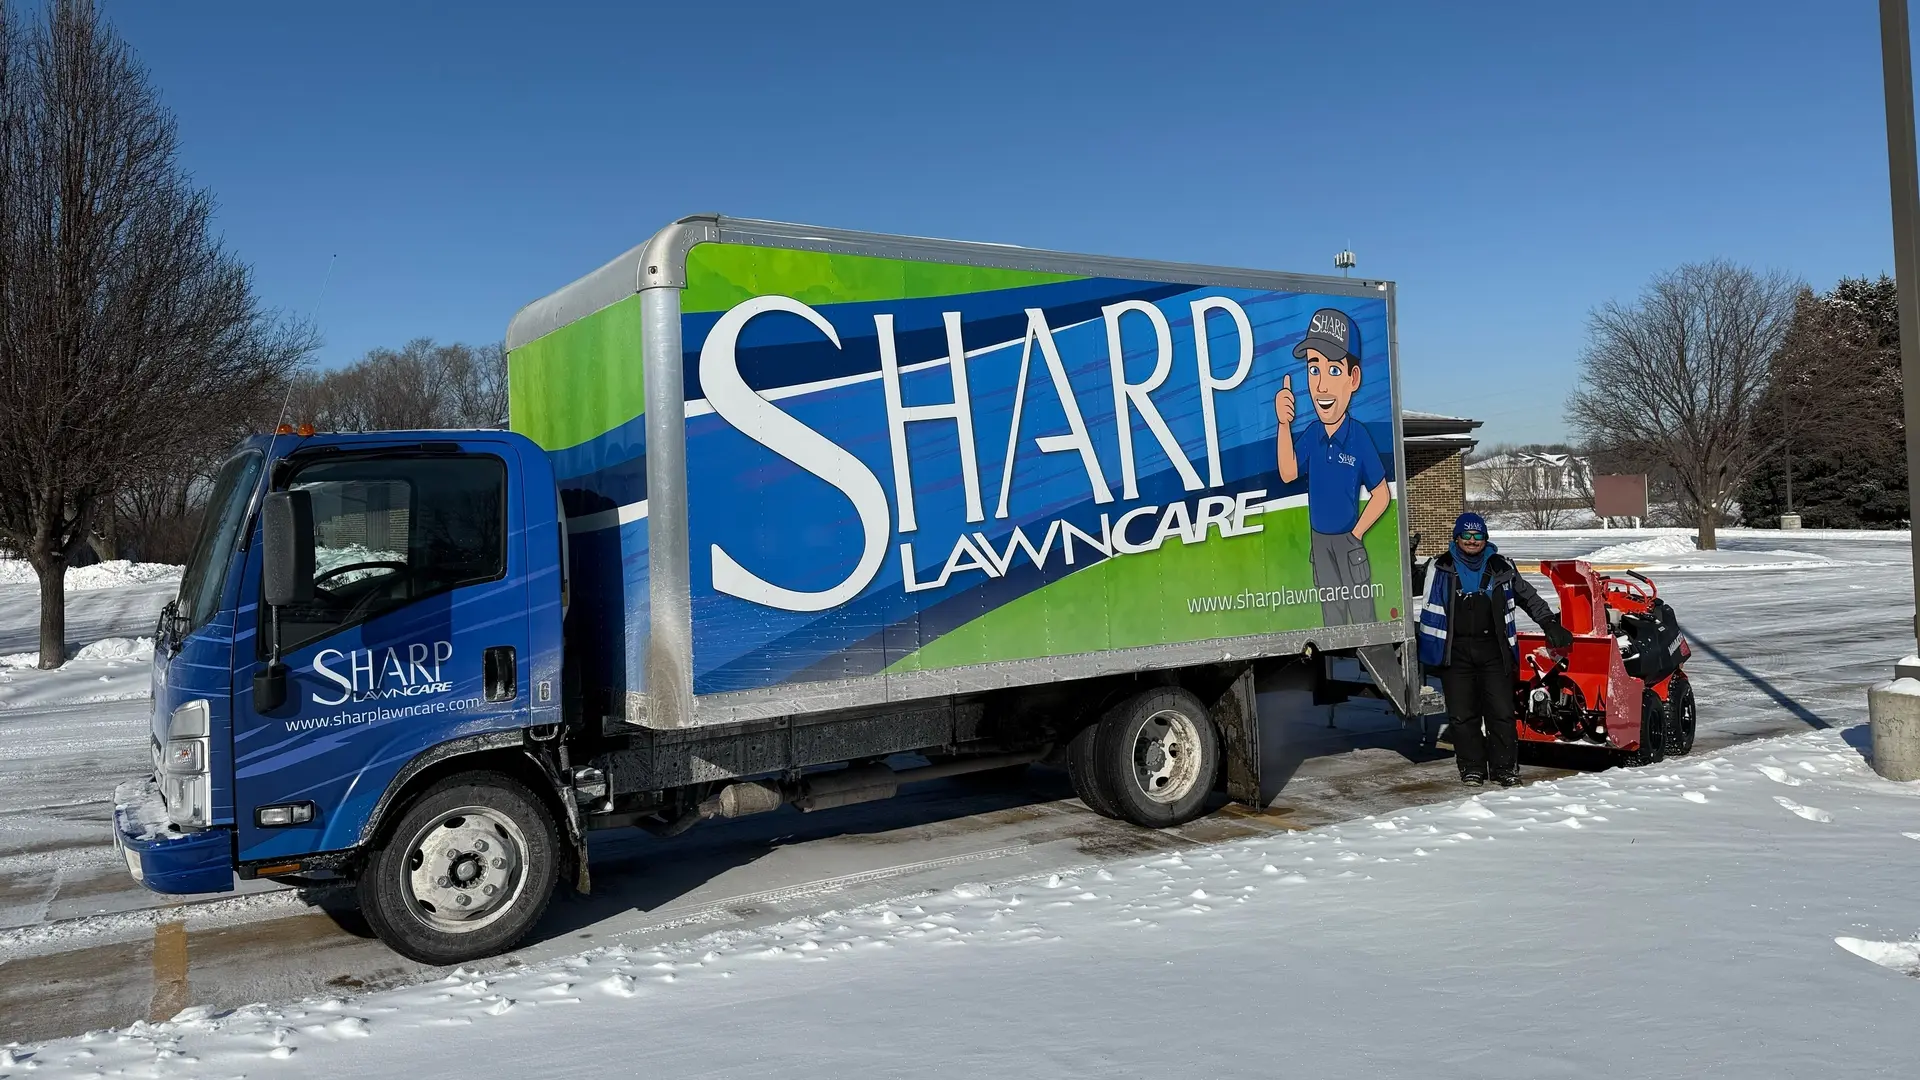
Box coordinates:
[1543,615,1574,650]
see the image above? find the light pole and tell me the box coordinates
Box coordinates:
[1870,0,1920,779]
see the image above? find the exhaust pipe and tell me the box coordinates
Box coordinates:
[791,764,898,812]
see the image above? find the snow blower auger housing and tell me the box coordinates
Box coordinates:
[1514,560,1696,765]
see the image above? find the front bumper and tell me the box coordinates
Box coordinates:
[112,776,234,895]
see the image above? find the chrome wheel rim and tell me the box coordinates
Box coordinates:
[401,805,528,935]
[1132,710,1203,804]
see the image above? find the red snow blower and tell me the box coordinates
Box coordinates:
[1514,561,1697,765]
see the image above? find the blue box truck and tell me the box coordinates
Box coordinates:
[115,216,1420,964]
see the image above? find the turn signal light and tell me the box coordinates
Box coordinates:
[256,802,316,827]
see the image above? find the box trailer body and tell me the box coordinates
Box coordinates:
[113,216,1419,965]
[508,216,1415,729]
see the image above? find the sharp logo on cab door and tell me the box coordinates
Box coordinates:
[311,641,455,706]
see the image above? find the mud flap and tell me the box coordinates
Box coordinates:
[1358,643,1416,718]
[525,746,592,896]
[1212,665,1261,807]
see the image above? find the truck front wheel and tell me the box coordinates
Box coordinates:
[1091,688,1220,828]
[358,772,559,966]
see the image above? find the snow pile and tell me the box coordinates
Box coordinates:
[1565,534,1836,572]
[0,559,181,591]
[0,636,153,671]
[0,637,154,709]
[1581,534,1699,562]
[112,777,171,845]
[1644,549,1835,573]
[10,725,1920,1077]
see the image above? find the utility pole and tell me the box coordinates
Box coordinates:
[1869,0,1920,780]
[1883,0,1920,650]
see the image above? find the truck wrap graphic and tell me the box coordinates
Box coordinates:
[679,243,1402,696]
[510,296,652,702]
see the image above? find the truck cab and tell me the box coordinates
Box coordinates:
[117,430,571,956]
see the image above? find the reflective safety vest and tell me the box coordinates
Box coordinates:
[1417,558,1519,668]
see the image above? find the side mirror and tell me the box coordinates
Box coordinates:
[254,661,288,712]
[261,490,315,608]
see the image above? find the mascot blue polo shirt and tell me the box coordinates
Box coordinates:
[1292,418,1386,534]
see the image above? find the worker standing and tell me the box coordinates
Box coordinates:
[1417,513,1573,786]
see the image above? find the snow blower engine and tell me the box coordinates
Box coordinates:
[1514,561,1697,766]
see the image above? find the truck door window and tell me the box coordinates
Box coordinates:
[272,455,507,653]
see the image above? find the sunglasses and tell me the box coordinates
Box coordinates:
[1457,531,1487,541]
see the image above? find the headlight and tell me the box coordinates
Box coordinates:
[170,699,210,739]
[162,699,212,828]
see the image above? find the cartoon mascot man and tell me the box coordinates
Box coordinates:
[1274,308,1390,626]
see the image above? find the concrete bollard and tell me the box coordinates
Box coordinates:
[1868,662,1920,781]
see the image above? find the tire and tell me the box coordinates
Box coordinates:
[1622,689,1668,768]
[1091,687,1221,828]
[1067,723,1120,819]
[358,771,559,966]
[1667,673,1697,756]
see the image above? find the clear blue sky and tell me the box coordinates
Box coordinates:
[101,0,1903,446]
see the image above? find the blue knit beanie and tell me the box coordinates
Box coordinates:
[1453,511,1487,538]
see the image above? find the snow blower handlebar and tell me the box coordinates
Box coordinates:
[1601,569,1658,616]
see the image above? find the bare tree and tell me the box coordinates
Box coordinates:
[1469,444,1586,529]
[1566,261,1800,549]
[0,1,314,667]
[1484,461,1570,530]
[288,338,506,432]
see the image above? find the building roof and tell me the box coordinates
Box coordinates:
[1402,410,1481,451]
[1466,451,1585,471]
[1402,411,1483,439]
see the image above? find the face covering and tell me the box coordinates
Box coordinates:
[1451,539,1494,594]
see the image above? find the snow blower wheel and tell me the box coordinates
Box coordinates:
[1665,673,1697,757]
[1622,689,1667,768]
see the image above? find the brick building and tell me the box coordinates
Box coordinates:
[1401,410,1482,555]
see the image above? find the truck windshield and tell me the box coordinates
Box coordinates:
[177,451,264,632]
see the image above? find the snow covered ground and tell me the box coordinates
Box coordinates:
[0,567,181,938]
[0,560,180,592]
[4,725,1917,1078]
[0,638,154,711]
[1,535,1917,1075]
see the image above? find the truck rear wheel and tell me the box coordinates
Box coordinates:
[358,772,559,966]
[1068,722,1120,819]
[1091,688,1220,828]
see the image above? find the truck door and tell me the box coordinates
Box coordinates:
[231,442,531,864]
